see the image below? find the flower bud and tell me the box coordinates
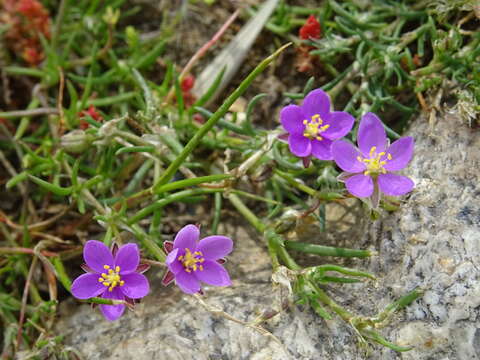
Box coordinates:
[61,130,93,154]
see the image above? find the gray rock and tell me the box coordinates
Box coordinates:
[55,112,480,359]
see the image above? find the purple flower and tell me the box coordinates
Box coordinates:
[331,112,414,205]
[280,89,354,161]
[71,241,150,321]
[162,224,233,294]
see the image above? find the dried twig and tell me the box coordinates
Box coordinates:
[16,256,38,349]
[194,294,285,347]
[164,9,240,103]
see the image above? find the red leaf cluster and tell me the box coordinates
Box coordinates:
[78,105,103,130]
[295,15,322,74]
[181,75,197,108]
[1,0,51,66]
[299,15,321,40]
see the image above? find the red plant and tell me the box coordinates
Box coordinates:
[299,15,321,40]
[78,105,103,130]
[180,75,197,108]
[1,0,51,66]
[295,15,322,74]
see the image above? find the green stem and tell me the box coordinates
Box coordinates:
[129,224,166,262]
[274,169,344,200]
[308,280,354,322]
[127,188,224,225]
[266,229,301,271]
[285,241,373,258]
[154,174,231,194]
[227,193,266,233]
[153,43,291,189]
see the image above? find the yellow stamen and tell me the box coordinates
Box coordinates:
[358,146,393,176]
[99,264,123,291]
[302,114,330,140]
[178,248,205,272]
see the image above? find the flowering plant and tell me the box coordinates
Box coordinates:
[280,89,354,162]
[71,241,150,321]
[332,112,414,206]
[163,224,233,294]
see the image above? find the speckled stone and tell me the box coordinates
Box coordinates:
[56,112,480,359]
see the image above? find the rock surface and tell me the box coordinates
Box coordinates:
[56,112,480,359]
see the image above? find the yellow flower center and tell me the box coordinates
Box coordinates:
[357,146,393,176]
[178,248,205,273]
[303,114,330,141]
[98,265,124,292]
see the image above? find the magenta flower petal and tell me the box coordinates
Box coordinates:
[166,248,183,274]
[194,260,231,287]
[302,89,330,118]
[358,112,387,155]
[280,105,305,135]
[332,140,366,173]
[71,273,106,299]
[120,273,149,299]
[173,224,199,251]
[100,288,125,321]
[322,111,355,139]
[83,240,114,273]
[196,236,233,260]
[289,135,311,157]
[311,138,333,160]
[345,174,374,198]
[384,136,414,171]
[175,270,201,294]
[115,243,140,274]
[378,173,414,196]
